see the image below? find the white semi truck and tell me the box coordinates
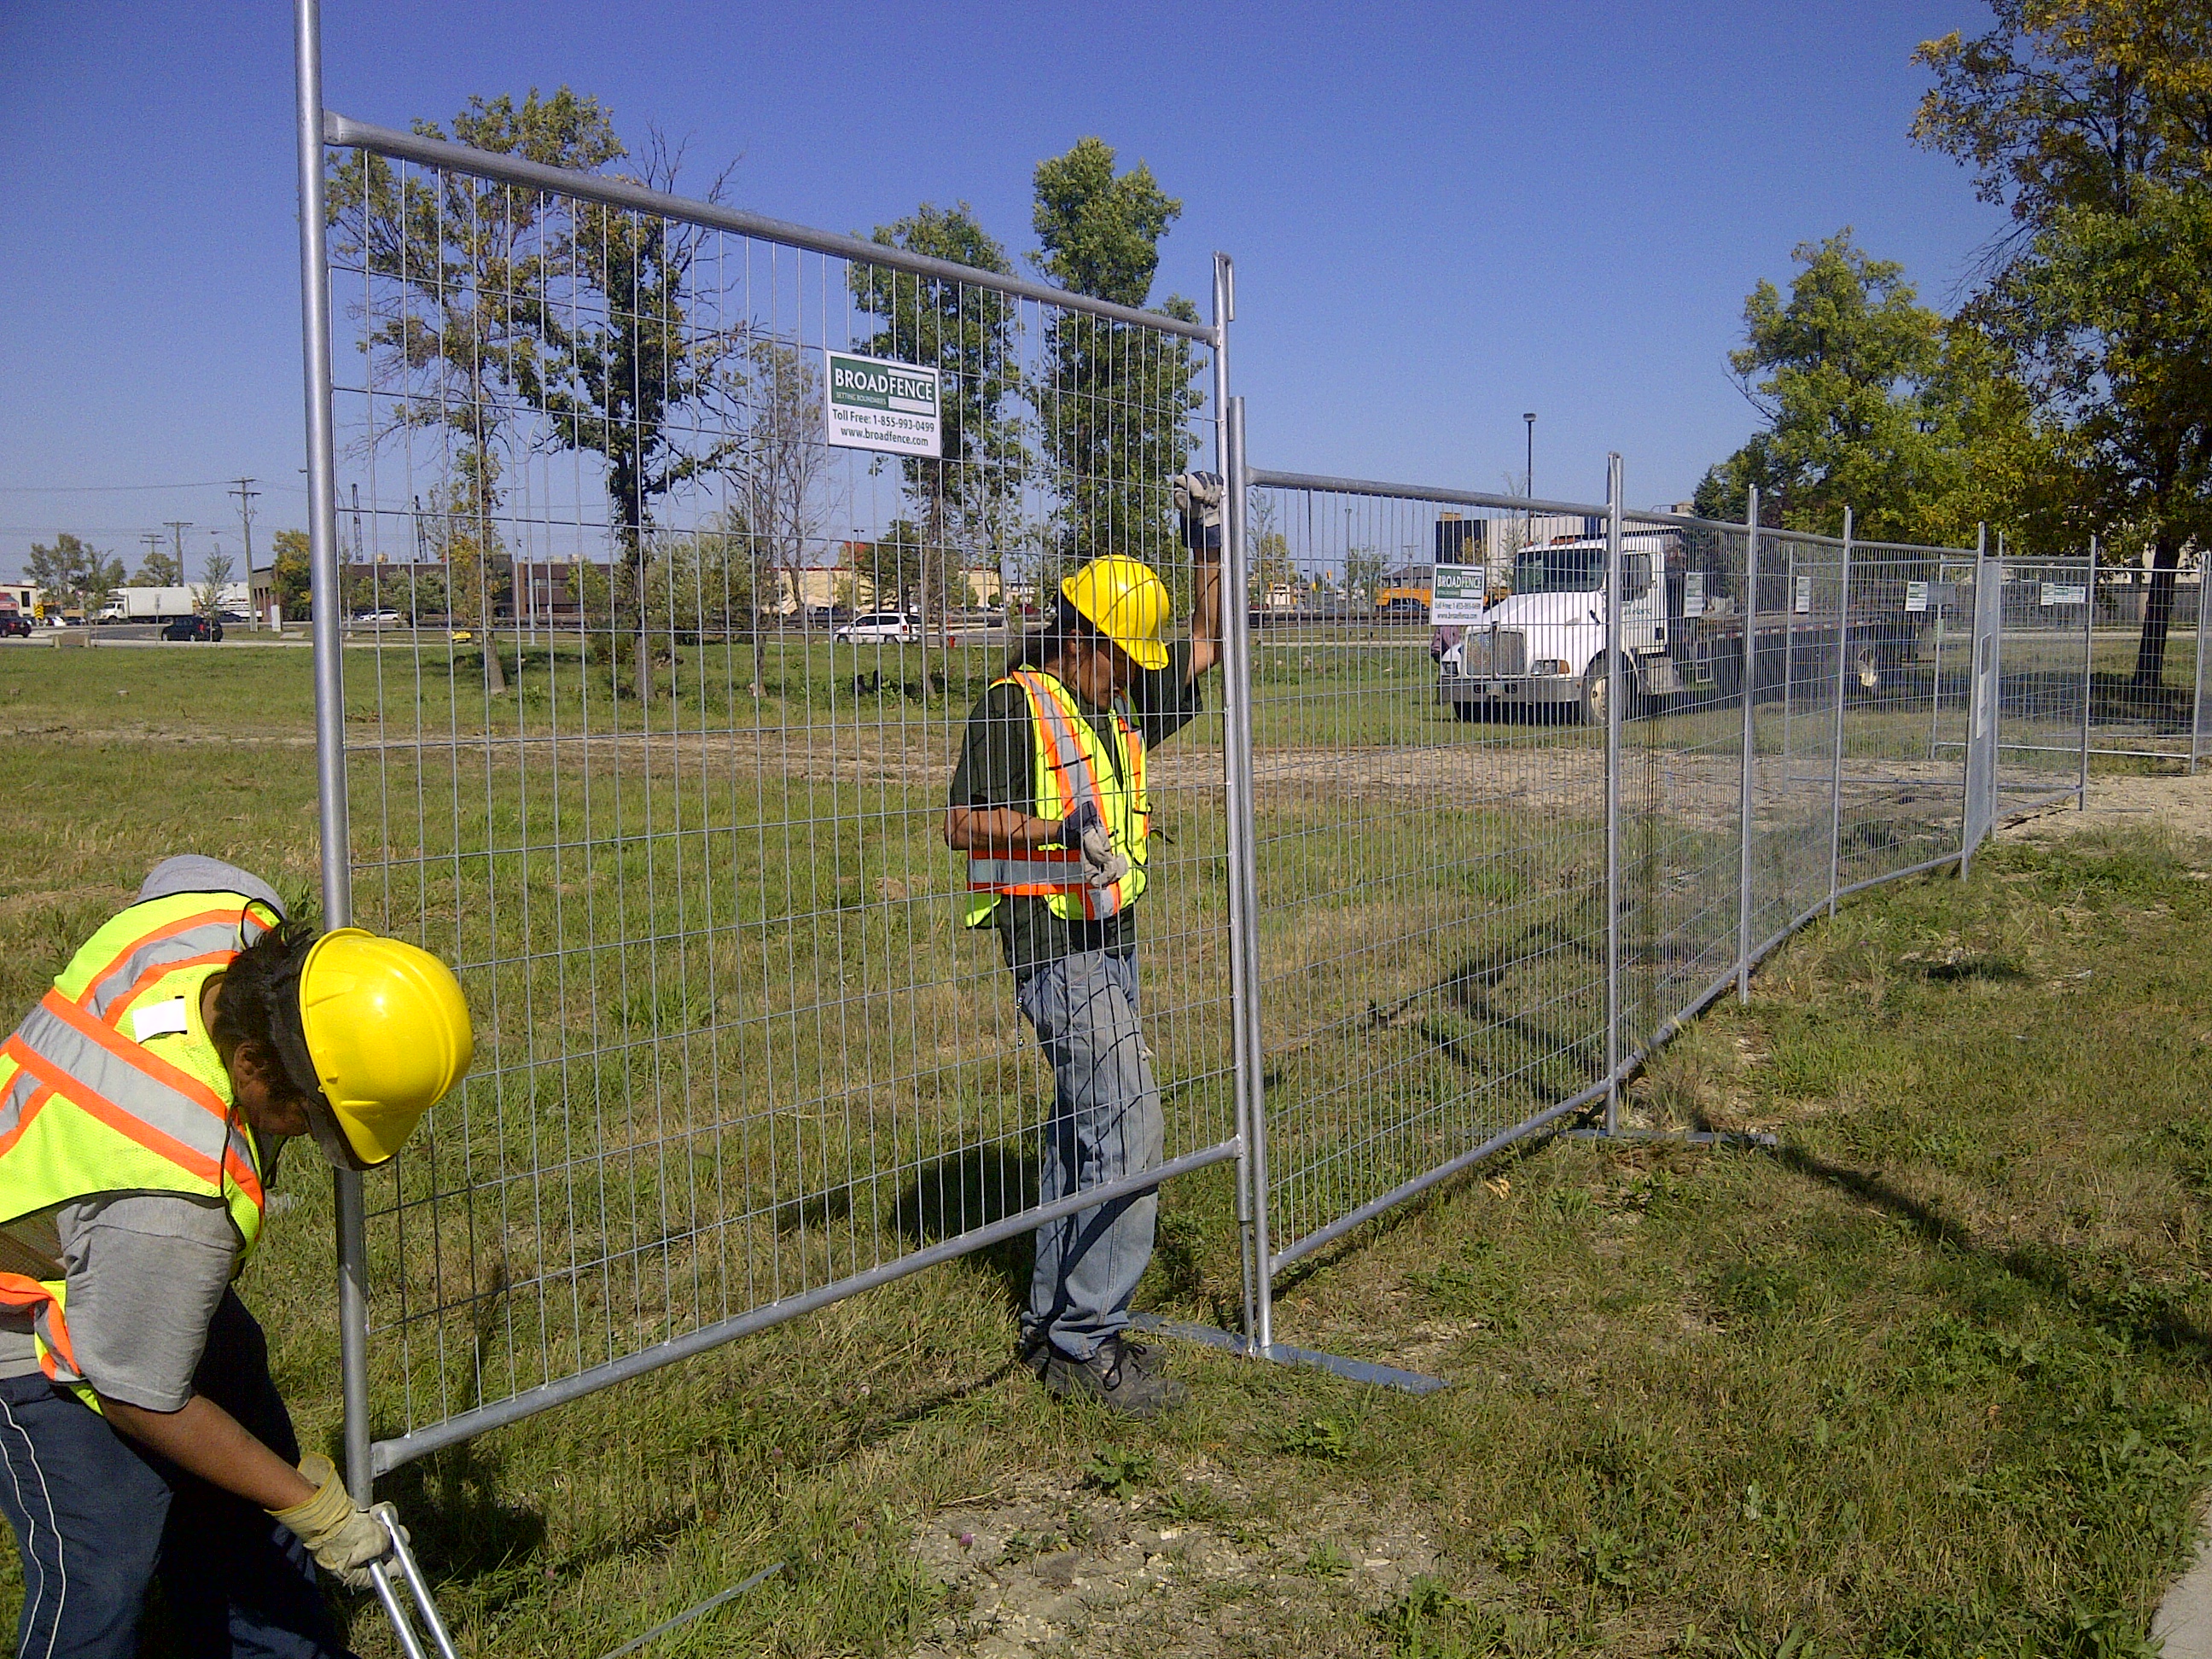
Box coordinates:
[1436,533,1927,723]
[97,584,249,624]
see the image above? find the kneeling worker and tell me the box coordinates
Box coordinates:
[945,474,1224,1418]
[0,855,471,1656]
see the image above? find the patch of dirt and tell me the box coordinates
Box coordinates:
[905,1470,1439,1657]
[2001,769,2212,844]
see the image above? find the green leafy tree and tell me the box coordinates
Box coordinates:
[852,201,1026,689]
[193,545,236,620]
[531,138,744,701]
[1913,1,2212,682]
[26,533,125,622]
[130,547,183,587]
[1693,231,1950,538]
[270,529,312,621]
[328,89,626,692]
[1029,138,1205,581]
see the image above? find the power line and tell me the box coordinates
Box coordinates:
[0,480,309,495]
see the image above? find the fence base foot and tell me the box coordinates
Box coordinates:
[1127,1313,1449,1394]
[1566,1127,1778,1150]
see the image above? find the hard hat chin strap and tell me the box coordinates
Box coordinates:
[266,970,373,1171]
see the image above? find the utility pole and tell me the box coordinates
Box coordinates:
[139,532,165,580]
[163,521,193,577]
[228,477,260,578]
[350,481,364,564]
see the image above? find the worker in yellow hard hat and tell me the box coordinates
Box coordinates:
[0,855,470,1657]
[945,474,1224,1418]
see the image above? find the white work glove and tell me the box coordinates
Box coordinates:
[1056,801,1132,890]
[1172,471,1224,550]
[268,1453,405,1591]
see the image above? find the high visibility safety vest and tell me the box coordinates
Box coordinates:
[0,888,280,1399]
[964,668,1150,927]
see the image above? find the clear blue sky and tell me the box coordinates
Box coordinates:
[0,0,2006,581]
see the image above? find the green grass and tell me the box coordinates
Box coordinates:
[4,647,2212,1655]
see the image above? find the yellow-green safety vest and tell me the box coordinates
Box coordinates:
[0,887,280,1400]
[964,667,1150,927]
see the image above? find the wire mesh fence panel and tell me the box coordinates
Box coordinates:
[1994,555,2092,811]
[1835,543,1969,891]
[321,137,1233,1463]
[1616,515,1749,1051]
[1242,486,1612,1266]
[1743,533,1846,949]
[2088,562,2203,763]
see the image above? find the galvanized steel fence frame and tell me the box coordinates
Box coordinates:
[294,0,2098,1553]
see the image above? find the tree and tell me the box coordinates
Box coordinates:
[1245,490,1295,602]
[129,546,182,587]
[1345,547,1388,608]
[194,545,236,620]
[530,137,745,701]
[25,533,125,622]
[328,89,626,694]
[735,340,831,696]
[853,201,1027,691]
[1694,232,1951,538]
[1029,138,1205,583]
[270,529,312,621]
[1913,2,2212,683]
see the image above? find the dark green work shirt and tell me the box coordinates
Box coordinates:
[948,640,1205,975]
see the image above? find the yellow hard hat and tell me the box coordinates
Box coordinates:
[1062,556,1171,672]
[294,929,474,1170]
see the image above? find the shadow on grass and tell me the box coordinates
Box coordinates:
[1775,1142,2212,1362]
[890,1145,1038,1313]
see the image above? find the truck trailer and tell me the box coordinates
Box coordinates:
[1436,532,1940,724]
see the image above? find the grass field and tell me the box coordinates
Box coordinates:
[5,645,2212,1656]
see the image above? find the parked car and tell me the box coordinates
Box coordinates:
[835,611,915,643]
[160,615,224,643]
[353,609,403,626]
[1378,596,1429,620]
[0,614,31,639]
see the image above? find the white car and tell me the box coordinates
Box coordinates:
[835,612,915,643]
[353,609,403,626]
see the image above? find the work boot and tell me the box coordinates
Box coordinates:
[1040,1334,1188,1419]
[1023,1328,1167,1381]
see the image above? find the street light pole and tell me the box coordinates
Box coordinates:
[1522,413,1536,586]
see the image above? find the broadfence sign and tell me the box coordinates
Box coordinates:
[824,350,941,457]
[1430,564,1487,624]
[2041,582,2087,608]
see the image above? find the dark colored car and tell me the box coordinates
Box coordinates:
[160,615,224,643]
[0,614,31,638]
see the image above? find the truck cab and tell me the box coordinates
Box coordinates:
[1437,534,1671,722]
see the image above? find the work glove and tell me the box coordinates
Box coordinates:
[269,1454,405,1591]
[1172,471,1224,552]
[1055,801,1132,891]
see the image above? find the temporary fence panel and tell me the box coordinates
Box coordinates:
[1993,555,2093,812]
[2086,558,2205,768]
[1615,511,1751,1055]
[1235,478,1617,1272]
[307,115,1240,1475]
[1831,539,1969,896]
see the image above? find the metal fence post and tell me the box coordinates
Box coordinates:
[2192,533,2209,777]
[292,0,371,1509]
[1962,524,1994,876]
[1604,455,1623,1133]
[1219,380,1272,1356]
[1827,508,1852,916]
[1738,488,1759,1004]
[2081,535,2098,806]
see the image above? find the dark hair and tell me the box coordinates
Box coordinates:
[209,921,319,1098]
[1006,595,1096,674]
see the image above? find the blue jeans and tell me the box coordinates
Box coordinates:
[0,1291,352,1659]
[1016,951,1163,1362]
